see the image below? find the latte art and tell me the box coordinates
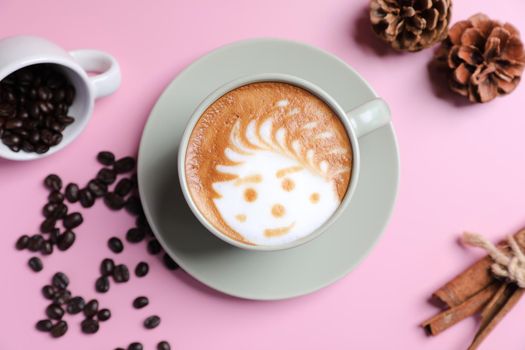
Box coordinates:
[185,82,352,246]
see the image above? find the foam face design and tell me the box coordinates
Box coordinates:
[185,82,352,246]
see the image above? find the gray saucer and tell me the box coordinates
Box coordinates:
[137,39,400,300]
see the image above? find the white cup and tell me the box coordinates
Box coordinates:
[0,35,121,161]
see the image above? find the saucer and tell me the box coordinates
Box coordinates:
[137,39,400,300]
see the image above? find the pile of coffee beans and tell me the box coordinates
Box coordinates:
[0,64,76,153]
[14,151,179,348]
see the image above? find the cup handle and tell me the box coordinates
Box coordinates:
[69,49,121,99]
[345,98,391,138]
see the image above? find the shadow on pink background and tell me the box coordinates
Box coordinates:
[2,0,525,349]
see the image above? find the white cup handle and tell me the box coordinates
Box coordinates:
[69,49,121,99]
[345,98,391,138]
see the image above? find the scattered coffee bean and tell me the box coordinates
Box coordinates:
[126,228,145,243]
[57,230,75,251]
[113,264,130,283]
[128,342,143,350]
[15,235,29,250]
[64,183,80,203]
[50,320,68,338]
[28,257,43,272]
[96,168,117,185]
[79,188,95,208]
[49,228,60,244]
[42,202,57,218]
[50,203,68,220]
[47,190,64,204]
[163,253,179,270]
[132,296,149,309]
[52,272,69,290]
[42,285,56,300]
[100,258,115,276]
[63,212,83,229]
[108,237,124,253]
[135,262,149,277]
[84,299,99,318]
[28,234,44,251]
[104,192,126,210]
[97,151,115,165]
[95,276,110,293]
[124,196,143,216]
[53,290,72,305]
[147,239,162,255]
[97,308,111,321]
[36,319,53,332]
[81,318,99,334]
[66,296,85,315]
[40,218,56,233]
[87,179,107,197]
[40,241,53,255]
[46,303,64,320]
[157,341,171,350]
[144,315,161,329]
[136,215,151,231]
[114,178,133,197]
[114,156,136,174]
[44,174,62,191]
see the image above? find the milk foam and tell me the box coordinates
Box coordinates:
[212,118,343,246]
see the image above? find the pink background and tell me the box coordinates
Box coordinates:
[1,0,525,349]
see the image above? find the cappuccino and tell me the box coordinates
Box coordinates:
[185,82,352,246]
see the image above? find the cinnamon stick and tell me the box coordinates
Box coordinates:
[432,229,525,307]
[421,283,500,336]
[467,283,524,350]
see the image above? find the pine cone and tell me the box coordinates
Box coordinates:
[434,13,525,103]
[370,0,452,52]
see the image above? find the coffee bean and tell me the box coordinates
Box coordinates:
[42,285,56,300]
[46,303,64,320]
[135,262,149,277]
[136,215,152,232]
[108,237,124,253]
[128,343,143,350]
[40,218,56,233]
[87,179,107,197]
[163,253,179,270]
[49,228,60,244]
[57,230,75,251]
[81,318,99,334]
[15,235,29,250]
[84,299,99,318]
[79,188,95,208]
[124,196,143,216]
[36,319,53,332]
[96,168,117,185]
[97,151,115,165]
[2,133,20,146]
[28,257,43,272]
[63,212,83,229]
[37,86,52,100]
[132,296,149,309]
[147,239,162,255]
[28,234,44,251]
[114,156,136,173]
[35,143,49,154]
[113,264,130,283]
[47,190,64,204]
[95,276,110,293]
[157,341,171,350]
[126,228,145,243]
[114,178,133,197]
[65,183,79,203]
[53,290,71,305]
[42,202,57,218]
[5,118,23,129]
[44,174,62,191]
[40,241,53,255]
[59,115,74,125]
[104,192,125,210]
[52,272,69,290]
[97,308,111,321]
[143,315,161,329]
[50,320,68,338]
[66,296,85,314]
[50,203,68,219]
[100,258,115,276]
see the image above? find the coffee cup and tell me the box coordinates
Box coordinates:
[178,73,390,251]
[0,35,121,161]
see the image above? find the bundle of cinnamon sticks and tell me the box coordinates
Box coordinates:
[422,229,525,350]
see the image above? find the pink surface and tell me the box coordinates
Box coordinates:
[1,0,525,349]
